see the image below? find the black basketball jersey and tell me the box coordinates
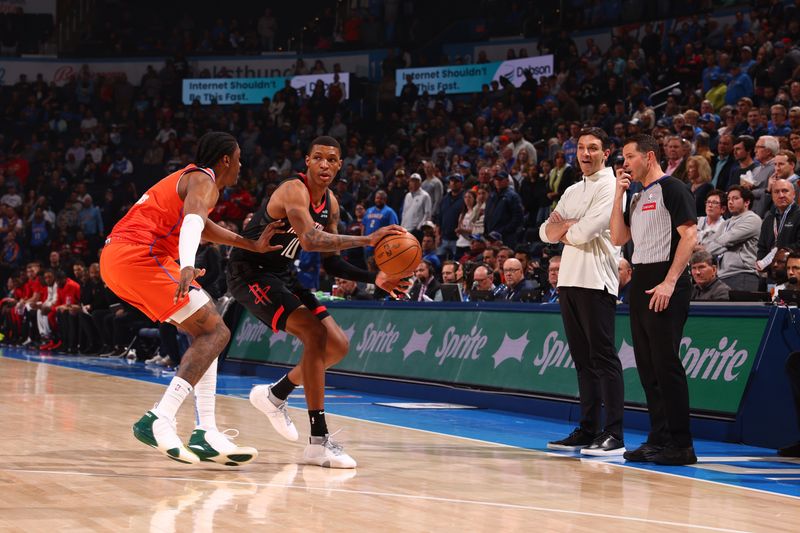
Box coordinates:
[230,174,331,273]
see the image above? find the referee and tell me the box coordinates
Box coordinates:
[540,127,625,456]
[611,134,698,466]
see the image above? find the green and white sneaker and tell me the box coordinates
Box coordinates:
[188,428,258,466]
[132,410,200,465]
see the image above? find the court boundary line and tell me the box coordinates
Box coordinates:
[1,467,753,533]
[4,352,799,502]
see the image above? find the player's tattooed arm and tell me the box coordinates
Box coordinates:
[298,203,370,251]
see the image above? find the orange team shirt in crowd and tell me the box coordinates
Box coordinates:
[108,165,215,257]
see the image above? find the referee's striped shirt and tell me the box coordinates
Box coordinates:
[625,175,697,265]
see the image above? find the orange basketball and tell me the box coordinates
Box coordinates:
[374,233,422,276]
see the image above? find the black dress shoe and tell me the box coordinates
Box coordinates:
[581,431,625,456]
[778,441,800,457]
[547,427,597,451]
[623,442,665,462]
[652,445,697,465]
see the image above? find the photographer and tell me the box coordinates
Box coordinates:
[778,251,800,457]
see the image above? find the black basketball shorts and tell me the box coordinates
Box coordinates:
[227,266,330,332]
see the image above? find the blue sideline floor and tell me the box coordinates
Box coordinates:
[3,346,799,500]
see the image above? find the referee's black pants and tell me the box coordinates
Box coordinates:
[559,286,624,438]
[629,262,693,448]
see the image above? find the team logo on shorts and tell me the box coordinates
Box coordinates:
[248,283,272,304]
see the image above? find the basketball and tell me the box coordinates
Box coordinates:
[374,233,422,276]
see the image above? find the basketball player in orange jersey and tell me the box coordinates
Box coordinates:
[227,136,411,468]
[101,131,283,465]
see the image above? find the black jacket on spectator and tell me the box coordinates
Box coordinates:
[408,278,441,302]
[436,191,464,241]
[711,154,737,192]
[757,203,800,261]
[485,188,524,248]
[497,279,541,302]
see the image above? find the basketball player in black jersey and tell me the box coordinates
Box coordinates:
[227,136,411,468]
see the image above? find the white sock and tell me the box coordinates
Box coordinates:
[153,376,193,420]
[194,359,218,431]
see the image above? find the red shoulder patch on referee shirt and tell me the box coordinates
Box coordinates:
[641,202,656,211]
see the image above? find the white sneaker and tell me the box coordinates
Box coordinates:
[132,410,200,464]
[249,384,299,441]
[188,428,258,466]
[21,337,33,347]
[303,432,357,469]
[145,354,161,364]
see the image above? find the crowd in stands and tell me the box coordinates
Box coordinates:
[3,1,800,357]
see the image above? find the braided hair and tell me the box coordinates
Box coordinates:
[195,132,238,168]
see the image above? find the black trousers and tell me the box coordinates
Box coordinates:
[91,309,113,348]
[787,352,800,432]
[55,310,79,348]
[629,262,693,448]
[78,312,101,351]
[559,286,624,438]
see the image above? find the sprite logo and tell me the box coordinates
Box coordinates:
[533,331,575,375]
[433,325,488,366]
[235,316,269,347]
[680,336,749,382]
[354,322,401,359]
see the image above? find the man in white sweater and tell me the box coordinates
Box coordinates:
[401,173,432,235]
[539,127,625,456]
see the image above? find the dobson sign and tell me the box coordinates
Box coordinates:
[394,55,553,96]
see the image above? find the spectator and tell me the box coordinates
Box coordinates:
[400,173,432,235]
[333,278,372,301]
[408,260,440,302]
[542,255,561,303]
[749,135,779,217]
[78,195,104,250]
[663,136,688,183]
[470,264,496,294]
[711,134,737,191]
[696,189,727,250]
[362,190,398,258]
[454,189,477,258]
[756,178,800,281]
[705,185,762,291]
[546,152,577,211]
[484,171,523,248]
[420,234,441,272]
[618,258,632,304]
[687,155,713,216]
[510,126,536,165]
[690,250,731,301]
[435,175,465,260]
[768,104,792,137]
[730,135,758,187]
[497,258,540,302]
[773,150,800,187]
[421,160,444,215]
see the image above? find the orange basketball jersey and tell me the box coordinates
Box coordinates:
[108,165,215,257]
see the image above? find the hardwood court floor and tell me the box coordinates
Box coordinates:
[1,355,798,533]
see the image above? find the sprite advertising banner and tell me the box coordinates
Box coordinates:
[394,55,554,96]
[229,306,767,415]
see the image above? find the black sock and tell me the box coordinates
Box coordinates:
[270,374,297,401]
[309,410,328,437]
